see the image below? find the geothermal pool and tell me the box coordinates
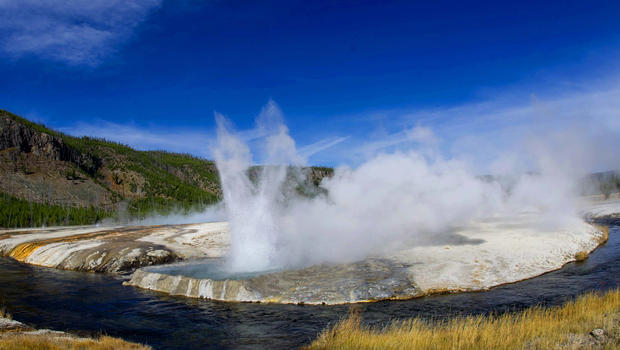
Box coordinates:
[141,259,281,280]
[123,214,605,304]
[0,225,618,349]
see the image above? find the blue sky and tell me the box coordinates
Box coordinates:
[1,0,619,169]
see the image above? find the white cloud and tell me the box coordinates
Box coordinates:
[345,84,620,172]
[0,0,162,66]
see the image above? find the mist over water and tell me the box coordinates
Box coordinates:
[212,101,617,273]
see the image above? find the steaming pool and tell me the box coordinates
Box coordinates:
[0,224,618,349]
[122,214,605,305]
[141,260,281,280]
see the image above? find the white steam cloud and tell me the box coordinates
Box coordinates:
[213,101,306,272]
[212,100,616,273]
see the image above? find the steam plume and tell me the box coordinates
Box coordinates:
[213,101,617,272]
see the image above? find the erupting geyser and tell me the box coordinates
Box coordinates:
[126,100,616,304]
[209,101,602,275]
[213,101,305,273]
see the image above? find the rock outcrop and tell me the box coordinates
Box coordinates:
[0,113,101,175]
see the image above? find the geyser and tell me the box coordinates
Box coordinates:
[125,99,618,304]
[211,101,615,275]
[213,101,305,272]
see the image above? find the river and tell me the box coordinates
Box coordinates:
[0,225,618,349]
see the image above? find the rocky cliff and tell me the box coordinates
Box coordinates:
[0,114,100,175]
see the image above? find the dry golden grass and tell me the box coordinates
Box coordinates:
[0,300,148,349]
[305,288,620,350]
[0,334,151,350]
[575,250,590,261]
[0,305,10,320]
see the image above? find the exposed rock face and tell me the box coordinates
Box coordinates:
[306,166,334,185]
[0,113,101,175]
[1,114,63,158]
[0,112,113,209]
[0,222,229,273]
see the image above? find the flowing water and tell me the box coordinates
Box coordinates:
[0,226,618,350]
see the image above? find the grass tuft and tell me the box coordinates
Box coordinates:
[304,288,620,350]
[0,334,150,350]
[575,250,589,262]
[0,304,11,320]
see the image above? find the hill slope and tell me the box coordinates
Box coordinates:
[0,110,223,227]
[0,110,333,228]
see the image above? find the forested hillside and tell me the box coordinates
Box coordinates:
[1,109,222,226]
[0,110,334,228]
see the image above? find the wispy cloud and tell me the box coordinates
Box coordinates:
[298,136,349,158]
[59,119,348,162]
[54,81,620,172]
[352,125,440,163]
[59,121,213,156]
[0,0,162,66]
[344,84,620,172]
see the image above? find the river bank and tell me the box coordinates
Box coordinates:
[305,288,620,350]
[1,200,617,304]
[0,224,617,349]
[0,222,229,273]
[0,313,149,349]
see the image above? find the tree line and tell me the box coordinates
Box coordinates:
[0,193,110,228]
